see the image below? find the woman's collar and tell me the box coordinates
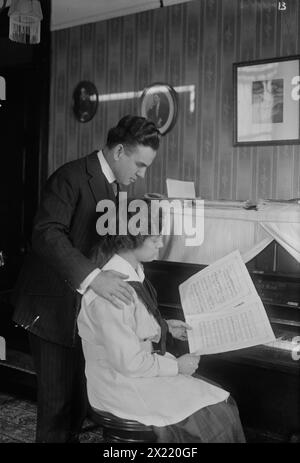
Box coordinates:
[102,254,145,282]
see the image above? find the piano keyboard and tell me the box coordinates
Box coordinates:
[263,336,299,351]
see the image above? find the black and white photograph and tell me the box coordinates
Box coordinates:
[0,0,300,452]
[234,56,300,145]
[252,79,283,124]
[140,83,178,135]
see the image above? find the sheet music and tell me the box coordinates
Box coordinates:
[166,178,196,198]
[179,250,275,354]
[179,250,257,314]
[186,300,275,354]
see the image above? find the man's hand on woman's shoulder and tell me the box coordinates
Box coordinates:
[89,270,134,309]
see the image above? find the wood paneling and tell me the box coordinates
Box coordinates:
[48,0,300,201]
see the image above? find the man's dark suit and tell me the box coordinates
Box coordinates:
[12,151,116,441]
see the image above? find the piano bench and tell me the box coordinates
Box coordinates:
[89,407,157,443]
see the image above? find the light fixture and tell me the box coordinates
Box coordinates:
[0,0,8,13]
[8,0,43,44]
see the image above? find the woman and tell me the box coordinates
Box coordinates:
[77,202,246,443]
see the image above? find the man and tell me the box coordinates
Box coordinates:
[147,93,169,129]
[12,115,160,443]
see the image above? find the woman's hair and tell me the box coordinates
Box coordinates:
[90,198,163,267]
[106,115,161,151]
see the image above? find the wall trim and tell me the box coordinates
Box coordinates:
[51,0,192,31]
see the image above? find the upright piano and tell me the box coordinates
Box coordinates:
[144,240,300,442]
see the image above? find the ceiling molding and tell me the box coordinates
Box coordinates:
[51,0,192,31]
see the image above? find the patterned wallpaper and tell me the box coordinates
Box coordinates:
[48,0,300,201]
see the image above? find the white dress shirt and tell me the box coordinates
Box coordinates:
[78,150,117,293]
[77,254,229,427]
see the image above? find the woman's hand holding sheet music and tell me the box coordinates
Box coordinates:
[177,353,200,375]
[166,319,192,341]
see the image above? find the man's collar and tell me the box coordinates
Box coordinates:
[97,150,116,184]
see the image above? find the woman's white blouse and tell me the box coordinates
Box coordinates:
[77,254,229,427]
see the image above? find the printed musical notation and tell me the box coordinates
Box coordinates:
[179,250,275,354]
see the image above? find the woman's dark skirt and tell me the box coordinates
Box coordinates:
[153,374,246,443]
[153,395,246,443]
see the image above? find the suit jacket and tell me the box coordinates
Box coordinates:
[12,151,116,347]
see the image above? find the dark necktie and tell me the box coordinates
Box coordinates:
[115,182,120,208]
[128,278,169,355]
[111,181,118,196]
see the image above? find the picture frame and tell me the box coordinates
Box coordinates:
[140,83,178,135]
[73,81,98,123]
[233,56,300,145]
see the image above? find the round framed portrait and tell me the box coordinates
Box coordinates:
[73,81,98,123]
[140,83,178,135]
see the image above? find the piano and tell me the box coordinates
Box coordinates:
[144,241,300,442]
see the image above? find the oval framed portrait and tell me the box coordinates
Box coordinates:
[140,83,178,135]
[73,81,98,123]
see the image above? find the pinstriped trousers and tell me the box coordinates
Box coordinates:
[29,332,88,443]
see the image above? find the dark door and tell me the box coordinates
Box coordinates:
[0,67,41,357]
[0,67,40,290]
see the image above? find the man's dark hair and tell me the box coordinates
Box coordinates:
[106,115,161,151]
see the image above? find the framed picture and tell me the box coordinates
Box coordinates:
[233,56,300,145]
[73,81,98,123]
[140,83,178,135]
